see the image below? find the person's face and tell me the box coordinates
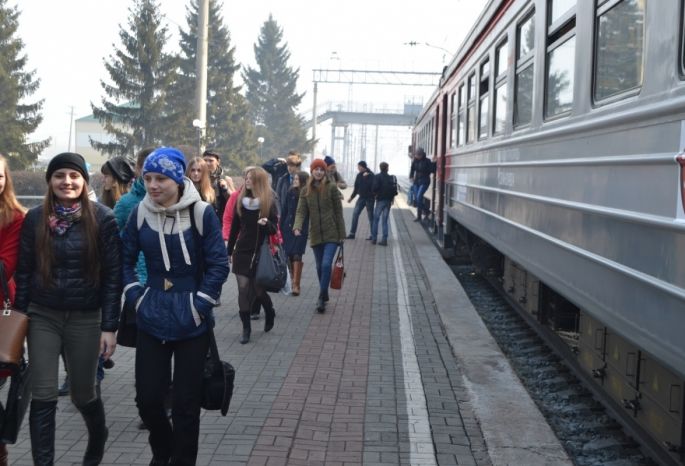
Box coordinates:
[189,164,203,183]
[357,165,365,173]
[144,172,179,207]
[244,172,254,190]
[312,167,326,181]
[50,169,85,206]
[203,156,218,172]
[326,164,336,174]
[288,164,299,175]
[0,161,6,196]
[292,175,300,188]
[103,173,114,191]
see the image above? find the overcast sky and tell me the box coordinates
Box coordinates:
[14,0,488,158]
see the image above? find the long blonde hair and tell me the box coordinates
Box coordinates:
[0,154,26,228]
[186,157,215,204]
[237,167,272,218]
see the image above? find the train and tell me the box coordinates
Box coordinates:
[411,0,685,464]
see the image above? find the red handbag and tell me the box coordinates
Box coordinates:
[330,246,345,290]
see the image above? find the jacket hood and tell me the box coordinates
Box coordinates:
[130,177,146,197]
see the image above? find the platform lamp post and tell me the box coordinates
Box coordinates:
[257,136,265,160]
[192,119,204,156]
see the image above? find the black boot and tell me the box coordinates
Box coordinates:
[79,398,109,465]
[316,292,326,313]
[30,400,57,466]
[239,312,251,344]
[264,306,275,333]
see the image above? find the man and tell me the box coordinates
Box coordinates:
[409,147,436,222]
[203,149,230,219]
[324,155,347,189]
[370,162,398,246]
[346,161,375,240]
[275,151,302,212]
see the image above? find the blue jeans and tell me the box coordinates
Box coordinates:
[312,242,339,296]
[408,184,417,206]
[349,197,375,236]
[371,200,391,241]
[414,182,430,215]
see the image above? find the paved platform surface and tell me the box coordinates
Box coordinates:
[3,194,571,465]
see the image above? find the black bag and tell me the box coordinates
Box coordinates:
[116,300,137,348]
[201,329,234,416]
[0,357,31,444]
[254,240,288,292]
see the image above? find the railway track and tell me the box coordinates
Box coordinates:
[450,263,656,466]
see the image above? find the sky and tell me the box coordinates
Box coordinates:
[13,0,488,161]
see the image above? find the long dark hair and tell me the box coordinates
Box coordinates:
[36,182,101,287]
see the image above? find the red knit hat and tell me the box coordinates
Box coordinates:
[310,158,327,172]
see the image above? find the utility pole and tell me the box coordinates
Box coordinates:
[195,0,209,155]
[311,81,318,155]
[67,106,74,152]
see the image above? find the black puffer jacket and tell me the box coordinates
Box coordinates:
[14,203,122,332]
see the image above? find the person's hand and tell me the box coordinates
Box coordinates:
[101,331,117,360]
[257,217,268,226]
[294,229,301,236]
[347,197,352,203]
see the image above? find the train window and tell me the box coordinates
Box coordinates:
[457,83,466,146]
[467,73,476,143]
[548,0,576,27]
[450,93,456,148]
[494,82,508,134]
[515,66,534,127]
[479,58,491,139]
[496,40,509,77]
[545,36,575,117]
[594,0,644,102]
[515,10,535,128]
[517,12,535,61]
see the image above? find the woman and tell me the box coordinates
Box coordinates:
[14,152,121,466]
[99,156,134,209]
[280,171,309,296]
[0,154,26,466]
[293,159,346,312]
[121,147,228,465]
[227,167,278,344]
[186,156,216,205]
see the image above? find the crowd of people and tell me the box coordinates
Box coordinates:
[0,145,422,466]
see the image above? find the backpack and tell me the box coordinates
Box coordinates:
[380,174,398,198]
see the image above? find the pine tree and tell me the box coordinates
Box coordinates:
[167,0,258,170]
[91,0,177,157]
[243,15,311,160]
[0,0,49,169]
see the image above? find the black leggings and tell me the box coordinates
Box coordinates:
[236,274,272,313]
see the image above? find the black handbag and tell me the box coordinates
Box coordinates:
[201,328,235,416]
[116,299,137,348]
[254,240,287,292]
[0,356,31,444]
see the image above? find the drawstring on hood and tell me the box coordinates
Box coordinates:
[141,178,201,271]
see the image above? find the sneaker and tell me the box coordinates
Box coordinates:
[346,233,355,239]
[366,236,373,240]
[413,217,422,222]
[378,240,388,246]
[371,239,377,245]
[58,376,70,396]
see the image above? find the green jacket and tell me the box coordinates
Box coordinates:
[294,179,346,247]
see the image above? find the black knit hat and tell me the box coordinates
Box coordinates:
[46,152,89,183]
[102,156,134,184]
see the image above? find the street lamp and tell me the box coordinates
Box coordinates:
[192,119,204,156]
[257,136,265,159]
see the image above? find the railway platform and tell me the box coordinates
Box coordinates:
[3,195,571,466]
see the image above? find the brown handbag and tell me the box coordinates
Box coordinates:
[0,262,29,376]
[329,245,345,290]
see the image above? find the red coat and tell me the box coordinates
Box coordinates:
[0,210,25,305]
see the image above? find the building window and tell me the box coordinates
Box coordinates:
[515,11,535,128]
[594,0,644,102]
[548,0,576,26]
[450,93,457,148]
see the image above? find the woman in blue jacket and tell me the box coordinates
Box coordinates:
[280,171,309,295]
[121,147,229,465]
